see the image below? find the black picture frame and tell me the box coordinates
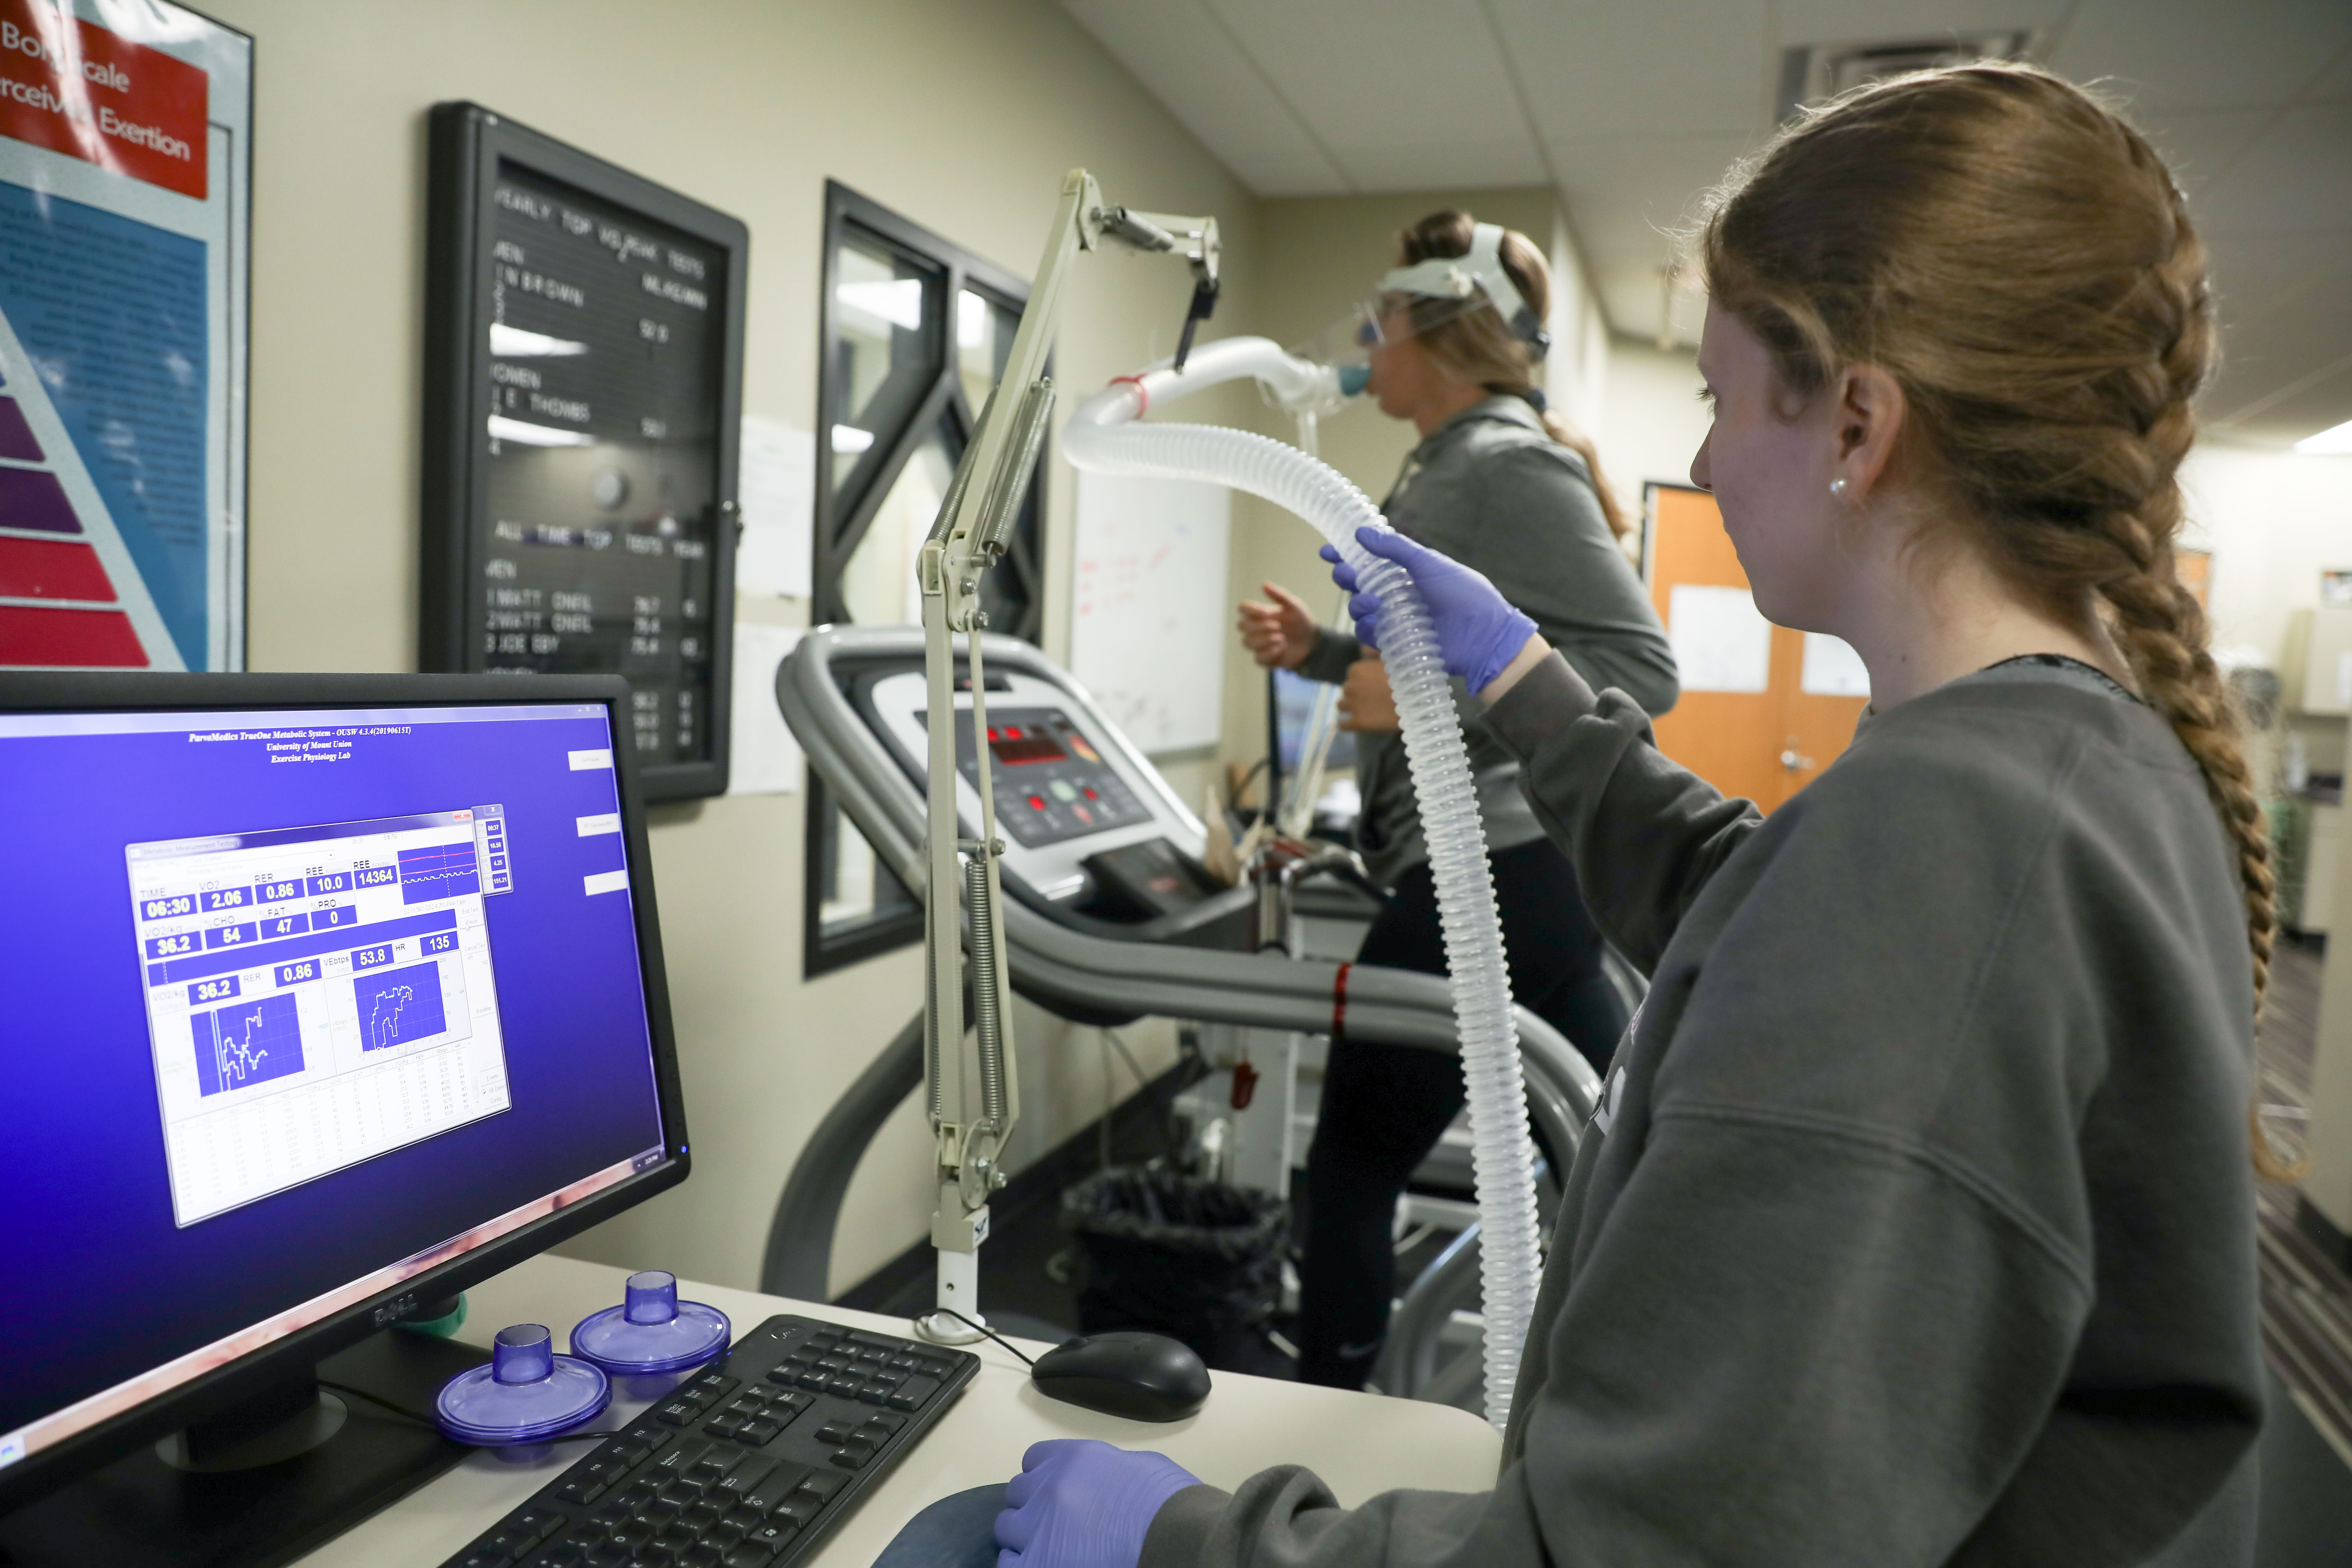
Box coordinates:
[419,102,749,803]
[804,181,1041,977]
[0,670,691,1519]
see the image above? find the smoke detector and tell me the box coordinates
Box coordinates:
[1778,31,2037,120]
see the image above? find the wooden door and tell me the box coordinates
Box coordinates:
[1644,485,1870,810]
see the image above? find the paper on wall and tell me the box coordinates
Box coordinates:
[1800,632,1871,698]
[728,622,806,794]
[736,416,815,598]
[2336,649,2352,710]
[1667,584,1773,694]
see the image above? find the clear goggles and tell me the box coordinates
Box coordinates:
[1288,223,1548,398]
[1292,290,1495,396]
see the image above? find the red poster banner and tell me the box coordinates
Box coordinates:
[0,0,206,198]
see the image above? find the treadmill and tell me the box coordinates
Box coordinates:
[767,625,1604,1397]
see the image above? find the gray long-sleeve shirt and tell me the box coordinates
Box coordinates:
[1145,653,2263,1567]
[1298,397,1676,888]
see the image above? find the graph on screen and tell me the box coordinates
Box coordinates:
[355,961,450,1052]
[130,806,514,1225]
[191,995,305,1096]
[398,839,481,904]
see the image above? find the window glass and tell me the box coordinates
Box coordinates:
[813,783,918,940]
[829,239,939,496]
[839,422,959,628]
[957,289,1021,423]
[810,188,1045,979]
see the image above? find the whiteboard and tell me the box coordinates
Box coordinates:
[1070,469,1231,754]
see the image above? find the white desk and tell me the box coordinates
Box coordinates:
[294,1253,1503,1567]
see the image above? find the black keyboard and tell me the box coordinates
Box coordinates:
[440,1314,979,1568]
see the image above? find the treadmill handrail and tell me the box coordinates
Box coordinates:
[780,624,1601,1100]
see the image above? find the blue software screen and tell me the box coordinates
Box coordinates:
[0,701,668,1468]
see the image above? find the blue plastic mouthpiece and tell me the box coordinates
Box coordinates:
[570,1269,732,1376]
[435,1322,611,1444]
[491,1322,555,1384]
[626,1269,679,1324]
[1338,364,1371,398]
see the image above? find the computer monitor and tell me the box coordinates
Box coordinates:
[1266,667,1358,828]
[0,673,689,1564]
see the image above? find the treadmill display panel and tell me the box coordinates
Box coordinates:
[930,707,1152,848]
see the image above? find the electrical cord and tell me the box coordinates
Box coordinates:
[927,1307,1043,1367]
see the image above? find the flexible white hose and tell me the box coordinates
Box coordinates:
[1065,338,1543,1429]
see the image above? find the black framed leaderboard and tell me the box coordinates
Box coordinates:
[421,102,749,802]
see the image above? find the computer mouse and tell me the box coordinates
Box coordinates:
[1029,1331,1211,1422]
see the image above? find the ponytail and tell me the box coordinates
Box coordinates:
[1395,210,1637,542]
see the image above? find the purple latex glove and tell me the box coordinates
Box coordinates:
[1321,526,1538,693]
[994,1439,1201,1568]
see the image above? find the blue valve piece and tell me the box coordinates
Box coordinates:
[435,1323,611,1444]
[568,1269,731,1377]
[1338,364,1371,398]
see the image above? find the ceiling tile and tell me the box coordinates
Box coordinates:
[1549,134,1755,260]
[1334,138,1549,192]
[1593,256,1709,346]
[2144,107,2282,202]
[1061,0,1349,194]
[1778,0,2073,39]
[2303,42,2352,102]
[1204,0,1534,155]
[2205,356,2352,448]
[2144,107,2275,199]
[1483,0,1768,142]
[2204,268,2352,442]
[2192,104,2352,237]
[2048,0,2352,112]
[2203,232,2348,336]
[1595,256,1672,342]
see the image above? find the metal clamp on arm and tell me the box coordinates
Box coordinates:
[912,169,1219,1345]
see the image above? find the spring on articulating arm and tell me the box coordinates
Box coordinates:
[963,855,1010,1130]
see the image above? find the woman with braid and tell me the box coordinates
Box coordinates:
[990,63,2274,1568]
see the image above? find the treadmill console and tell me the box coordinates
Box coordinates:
[929,707,1154,848]
[858,668,1207,904]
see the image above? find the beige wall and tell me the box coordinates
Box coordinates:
[1596,337,1710,532]
[204,0,1266,1296]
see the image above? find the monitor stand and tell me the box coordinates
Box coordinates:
[0,1327,485,1568]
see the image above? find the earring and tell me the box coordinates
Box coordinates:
[1829,477,1849,498]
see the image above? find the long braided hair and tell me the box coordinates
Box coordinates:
[1700,63,2287,1176]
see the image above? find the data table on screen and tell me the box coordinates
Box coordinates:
[125,807,516,1226]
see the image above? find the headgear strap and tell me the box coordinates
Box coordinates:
[1377,222,1551,358]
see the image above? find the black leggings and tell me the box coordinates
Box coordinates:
[1296,836,1625,1388]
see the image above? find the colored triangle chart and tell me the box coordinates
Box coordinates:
[0,303,182,670]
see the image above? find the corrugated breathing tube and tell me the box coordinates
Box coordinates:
[1065,338,1542,1429]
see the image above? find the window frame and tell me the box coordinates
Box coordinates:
[805,181,1043,977]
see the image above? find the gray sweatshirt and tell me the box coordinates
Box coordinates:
[1145,653,2263,1567]
[1298,397,1676,888]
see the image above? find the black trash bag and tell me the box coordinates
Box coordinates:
[1059,1168,1288,1366]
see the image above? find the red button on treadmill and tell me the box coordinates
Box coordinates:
[1027,796,1046,811]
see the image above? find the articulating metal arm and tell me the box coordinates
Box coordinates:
[912,170,1219,1341]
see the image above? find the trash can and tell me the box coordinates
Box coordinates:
[1059,1169,1288,1366]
